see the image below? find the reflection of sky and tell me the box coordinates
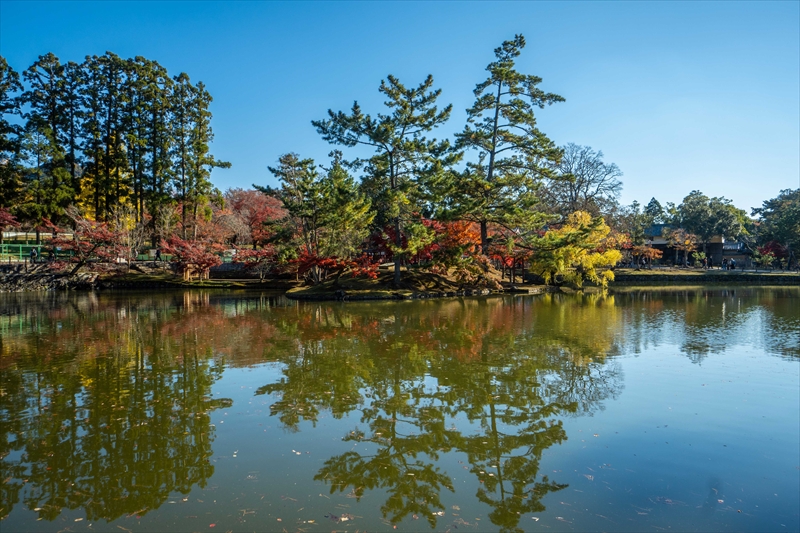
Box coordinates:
[613,289,800,360]
[551,344,800,532]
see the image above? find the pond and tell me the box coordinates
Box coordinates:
[0,287,798,532]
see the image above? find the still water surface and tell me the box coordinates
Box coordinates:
[0,287,798,532]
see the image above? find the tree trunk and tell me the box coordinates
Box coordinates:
[481,220,488,255]
[393,215,402,286]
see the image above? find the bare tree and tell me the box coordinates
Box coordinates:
[109,204,151,269]
[541,143,623,218]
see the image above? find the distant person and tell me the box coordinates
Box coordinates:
[702,257,707,269]
[731,258,736,270]
[29,248,37,264]
[723,258,728,270]
[708,256,713,269]
[155,248,162,262]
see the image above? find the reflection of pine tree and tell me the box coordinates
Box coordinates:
[443,352,570,533]
[261,296,624,531]
[315,349,457,528]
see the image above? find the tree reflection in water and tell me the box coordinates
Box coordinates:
[1,287,794,529]
[0,292,235,521]
[263,294,624,532]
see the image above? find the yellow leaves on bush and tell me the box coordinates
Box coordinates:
[530,211,622,289]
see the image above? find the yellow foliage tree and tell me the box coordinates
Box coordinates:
[528,211,623,289]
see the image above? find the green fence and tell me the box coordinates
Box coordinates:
[0,243,234,264]
[0,244,54,262]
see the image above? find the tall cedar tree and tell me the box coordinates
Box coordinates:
[313,75,454,285]
[0,56,23,208]
[172,74,229,239]
[452,35,564,253]
[21,53,74,227]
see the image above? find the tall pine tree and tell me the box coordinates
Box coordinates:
[453,35,564,253]
[313,74,454,285]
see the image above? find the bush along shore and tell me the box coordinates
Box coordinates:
[1,262,796,298]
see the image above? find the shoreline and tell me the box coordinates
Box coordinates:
[1,266,797,297]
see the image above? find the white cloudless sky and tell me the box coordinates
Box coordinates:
[2,0,798,212]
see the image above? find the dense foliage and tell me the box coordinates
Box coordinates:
[1,38,797,283]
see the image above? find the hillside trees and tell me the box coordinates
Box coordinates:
[313,75,455,285]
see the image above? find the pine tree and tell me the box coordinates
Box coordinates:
[453,35,564,253]
[313,74,454,285]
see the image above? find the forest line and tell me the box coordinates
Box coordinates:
[0,36,797,286]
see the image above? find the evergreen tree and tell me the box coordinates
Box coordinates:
[266,152,319,257]
[186,80,229,239]
[453,35,564,253]
[22,53,73,211]
[643,197,665,225]
[142,60,174,233]
[313,75,454,285]
[676,190,743,253]
[60,61,83,197]
[317,151,374,259]
[0,56,24,208]
[752,189,800,267]
[18,122,72,242]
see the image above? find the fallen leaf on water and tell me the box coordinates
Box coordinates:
[75,518,83,522]
[718,499,724,503]
[531,517,540,521]
[209,524,215,528]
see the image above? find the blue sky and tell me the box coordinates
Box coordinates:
[1,1,798,213]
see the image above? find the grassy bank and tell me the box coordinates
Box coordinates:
[612,268,800,285]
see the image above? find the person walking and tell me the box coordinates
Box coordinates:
[29,247,37,264]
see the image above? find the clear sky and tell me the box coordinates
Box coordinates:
[1,1,798,213]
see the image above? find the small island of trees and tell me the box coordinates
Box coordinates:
[0,37,798,293]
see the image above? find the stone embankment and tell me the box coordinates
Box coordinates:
[0,264,99,292]
[613,271,800,285]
